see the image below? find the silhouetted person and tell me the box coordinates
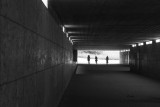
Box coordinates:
[87,55,90,64]
[106,56,109,64]
[95,56,98,64]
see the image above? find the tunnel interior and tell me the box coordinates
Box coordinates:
[1,0,160,107]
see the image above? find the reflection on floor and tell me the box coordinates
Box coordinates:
[58,64,160,107]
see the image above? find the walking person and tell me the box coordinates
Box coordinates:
[106,56,109,64]
[87,55,90,64]
[95,56,98,64]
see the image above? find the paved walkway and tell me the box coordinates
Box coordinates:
[58,64,160,107]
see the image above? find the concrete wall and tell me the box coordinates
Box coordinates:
[0,0,76,107]
[120,51,129,64]
[130,41,160,78]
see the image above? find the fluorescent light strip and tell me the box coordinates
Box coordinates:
[146,41,152,45]
[156,39,160,43]
[42,0,48,8]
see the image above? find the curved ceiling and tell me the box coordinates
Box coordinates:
[48,0,160,50]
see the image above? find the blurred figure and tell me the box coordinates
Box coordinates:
[95,56,98,64]
[106,56,109,64]
[87,55,90,64]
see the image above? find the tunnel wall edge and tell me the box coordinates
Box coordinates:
[130,41,160,79]
[0,0,76,107]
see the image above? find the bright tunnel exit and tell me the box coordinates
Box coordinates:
[77,50,120,64]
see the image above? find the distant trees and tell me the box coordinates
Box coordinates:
[83,50,102,55]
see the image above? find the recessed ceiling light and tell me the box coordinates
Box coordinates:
[132,44,136,47]
[156,39,160,43]
[62,26,66,33]
[138,43,144,46]
[126,49,130,52]
[146,41,152,45]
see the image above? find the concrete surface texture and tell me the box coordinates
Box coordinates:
[120,51,129,64]
[0,0,76,107]
[130,41,160,79]
[58,65,160,107]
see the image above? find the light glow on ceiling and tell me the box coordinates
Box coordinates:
[70,39,73,45]
[138,43,144,46]
[146,41,152,45]
[42,0,48,8]
[62,26,66,33]
[68,31,81,34]
[156,39,160,43]
[132,44,136,47]
[64,25,88,28]
[126,49,130,52]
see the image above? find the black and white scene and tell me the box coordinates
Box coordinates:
[1,0,160,107]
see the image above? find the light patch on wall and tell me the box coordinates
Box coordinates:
[42,0,48,8]
[146,41,152,45]
[156,39,160,43]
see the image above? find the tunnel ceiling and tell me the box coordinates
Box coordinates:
[49,0,160,49]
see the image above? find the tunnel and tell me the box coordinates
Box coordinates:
[1,0,160,107]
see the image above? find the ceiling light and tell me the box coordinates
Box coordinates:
[42,0,48,8]
[120,50,125,52]
[138,43,144,46]
[68,31,80,34]
[126,49,130,52]
[120,49,130,52]
[64,25,87,28]
[62,26,66,33]
[146,41,152,45]
[132,44,136,47]
[156,39,160,43]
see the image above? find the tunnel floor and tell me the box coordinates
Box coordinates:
[58,64,160,107]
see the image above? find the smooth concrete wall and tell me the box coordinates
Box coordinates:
[120,51,129,64]
[0,0,76,107]
[130,41,160,78]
